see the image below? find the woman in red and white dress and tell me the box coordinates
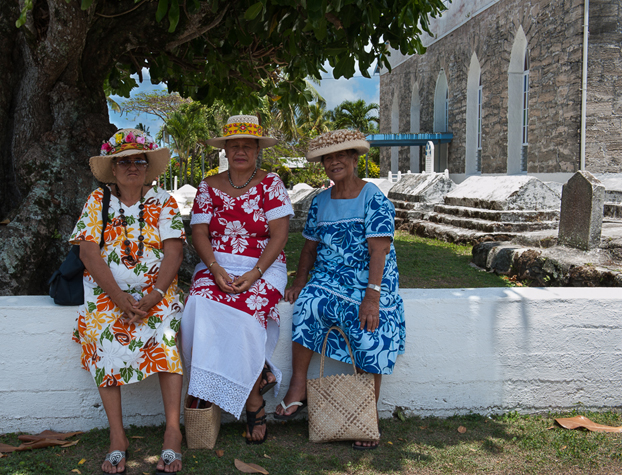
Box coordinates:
[181,115,293,445]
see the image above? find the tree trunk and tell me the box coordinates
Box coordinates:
[0,0,179,295]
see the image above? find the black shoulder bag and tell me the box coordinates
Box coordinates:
[48,186,111,305]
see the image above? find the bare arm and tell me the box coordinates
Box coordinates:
[231,216,290,293]
[133,238,183,318]
[80,241,147,322]
[358,237,391,332]
[191,223,234,293]
[283,238,319,304]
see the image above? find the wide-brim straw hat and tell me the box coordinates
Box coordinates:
[306,129,370,162]
[89,128,170,184]
[206,115,277,149]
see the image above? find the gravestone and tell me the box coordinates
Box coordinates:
[558,171,605,251]
[425,141,434,173]
[218,149,228,172]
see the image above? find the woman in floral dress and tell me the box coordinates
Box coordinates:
[70,128,185,474]
[276,129,405,450]
[181,115,293,445]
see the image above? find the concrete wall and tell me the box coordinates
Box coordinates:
[2,288,622,434]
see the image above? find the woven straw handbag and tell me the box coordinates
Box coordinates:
[307,326,380,443]
[184,394,221,449]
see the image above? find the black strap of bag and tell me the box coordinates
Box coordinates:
[48,186,111,305]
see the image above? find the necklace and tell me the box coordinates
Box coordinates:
[118,196,146,264]
[228,167,257,189]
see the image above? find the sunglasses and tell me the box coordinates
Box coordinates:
[115,159,148,168]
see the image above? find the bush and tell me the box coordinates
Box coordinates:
[358,156,379,178]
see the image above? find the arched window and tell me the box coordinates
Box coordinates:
[466,52,481,175]
[478,75,483,172]
[410,82,421,173]
[391,89,399,174]
[507,26,528,174]
[434,70,448,133]
[521,52,530,172]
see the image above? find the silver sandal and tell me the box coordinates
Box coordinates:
[155,448,182,475]
[103,449,127,474]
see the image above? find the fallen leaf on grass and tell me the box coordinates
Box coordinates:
[561,445,567,450]
[263,454,271,459]
[61,441,79,448]
[387,441,393,445]
[457,426,467,434]
[131,436,144,439]
[398,438,405,441]
[546,425,555,430]
[78,458,86,465]
[71,470,81,474]
[0,454,8,459]
[215,450,224,457]
[555,415,622,433]
[234,458,269,474]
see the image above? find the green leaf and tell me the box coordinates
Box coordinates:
[125,215,136,225]
[162,335,176,347]
[170,318,180,333]
[80,0,93,10]
[108,249,120,266]
[120,366,134,383]
[244,2,263,20]
[333,55,355,79]
[108,212,115,222]
[93,286,103,296]
[148,316,159,330]
[76,221,86,231]
[152,247,163,259]
[129,338,144,352]
[87,301,97,313]
[133,262,148,276]
[100,327,114,343]
[156,0,168,22]
[168,0,180,33]
[136,369,144,381]
[95,367,105,386]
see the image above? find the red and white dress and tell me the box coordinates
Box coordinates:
[181,173,293,418]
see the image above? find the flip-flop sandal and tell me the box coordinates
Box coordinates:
[259,365,276,396]
[246,400,268,445]
[103,449,129,475]
[155,448,182,474]
[352,429,381,451]
[273,399,307,420]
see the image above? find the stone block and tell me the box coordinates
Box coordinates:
[444,176,562,211]
[558,171,605,250]
[387,172,456,204]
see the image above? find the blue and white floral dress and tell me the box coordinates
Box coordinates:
[292,182,405,375]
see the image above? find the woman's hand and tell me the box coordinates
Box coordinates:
[231,269,258,294]
[127,291,162,324]
[112,290,148,324]
[283,282,305,304]
[211,263,235,293]
[359,293,380,332]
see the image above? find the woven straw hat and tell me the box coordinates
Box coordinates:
[206,115,277,149]
[89,128,170,184]
[306,129,370,162]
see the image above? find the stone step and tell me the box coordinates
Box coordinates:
[605,190,622,204]
[407,220,518,245]
[604,202,622,219]
[433,204,559,223]
[395,217,405,227]
[428,213,558,233]
[395,209,411,219]
[390,199,415,210]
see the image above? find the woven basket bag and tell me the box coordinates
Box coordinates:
[184,394,221,449]
[307,326,380,443]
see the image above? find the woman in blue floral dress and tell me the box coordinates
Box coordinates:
[276,130,405,449]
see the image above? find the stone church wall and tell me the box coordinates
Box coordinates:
[379,0,603,177]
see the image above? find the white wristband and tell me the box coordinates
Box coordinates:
[154,287,166,298]
[367,284,381,293]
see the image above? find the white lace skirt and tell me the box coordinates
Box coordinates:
[180,295,282,419]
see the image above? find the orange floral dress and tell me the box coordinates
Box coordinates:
[69,186,186,388]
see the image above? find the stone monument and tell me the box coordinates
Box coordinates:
[558,171,605,251]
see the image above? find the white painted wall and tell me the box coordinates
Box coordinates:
[2,288,622,434]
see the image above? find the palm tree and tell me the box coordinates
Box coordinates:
[297,102,333,137]
[331,99,379,134]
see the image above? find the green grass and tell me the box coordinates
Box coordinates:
[285,231,507,289]
[3,411,622,474]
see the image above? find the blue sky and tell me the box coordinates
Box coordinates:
[108,65,380,136]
